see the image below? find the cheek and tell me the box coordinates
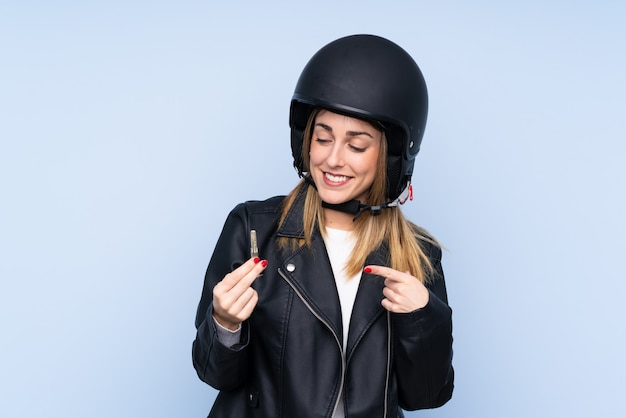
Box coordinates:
[357,154,380,177]
[308,144,324,166]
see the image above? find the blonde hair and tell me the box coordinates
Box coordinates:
[278,109,438,282]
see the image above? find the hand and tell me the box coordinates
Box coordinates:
[212,257,267,330]
[364,265,429,313]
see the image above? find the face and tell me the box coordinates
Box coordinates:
[309,110,382,205]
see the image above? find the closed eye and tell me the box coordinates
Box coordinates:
[349,145,366,152]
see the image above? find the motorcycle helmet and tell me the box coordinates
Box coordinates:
[290,34,429,205]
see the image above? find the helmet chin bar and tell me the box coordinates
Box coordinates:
[305,176,412,221]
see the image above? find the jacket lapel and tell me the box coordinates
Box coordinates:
[278,237,344,343]
[276,185,343,343]
[346,247,388,357]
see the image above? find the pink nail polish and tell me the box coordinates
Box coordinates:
[253,257,260,264]
[363,267,372,273]
[261,260,268,268]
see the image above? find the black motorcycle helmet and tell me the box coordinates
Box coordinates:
[290,34,428,205]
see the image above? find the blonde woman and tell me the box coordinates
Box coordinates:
[193,34,454,418]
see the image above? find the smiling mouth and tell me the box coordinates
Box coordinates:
[324,172,351,184]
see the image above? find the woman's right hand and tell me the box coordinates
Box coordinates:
[212,257,268,330]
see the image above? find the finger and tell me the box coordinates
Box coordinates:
[230,259,267,295]
[223,287,259,321]
[214,259,267,308]
[381,289,412,312]
[382,286,398,302]
[383,285,412,304]
[364,265,410,283]
[384,277,411,292]
[382,279,429,312]
[218,260,254,290]
[381,297,400,312]
[220,257,265,290]
[236,289,259,321]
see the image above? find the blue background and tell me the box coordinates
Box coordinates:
[1,1,625,417]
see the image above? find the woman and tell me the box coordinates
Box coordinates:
[193,34,454,418]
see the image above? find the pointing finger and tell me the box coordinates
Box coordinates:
[363,265,410,282]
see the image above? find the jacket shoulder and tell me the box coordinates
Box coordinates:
[225,196,286,233]
[234,195,286,216]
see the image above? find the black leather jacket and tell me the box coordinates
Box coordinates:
[193,188,454,417]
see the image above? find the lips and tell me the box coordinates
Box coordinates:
[324,172,351,184]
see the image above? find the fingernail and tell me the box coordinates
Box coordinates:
[261,260,268,268]
[253,257,260,264]
[363,267,372,273]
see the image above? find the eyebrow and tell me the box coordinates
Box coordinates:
[315,122,375,138]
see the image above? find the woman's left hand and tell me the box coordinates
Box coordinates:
[364,265,429,313]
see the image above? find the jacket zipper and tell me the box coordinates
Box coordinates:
[278,268,346,418]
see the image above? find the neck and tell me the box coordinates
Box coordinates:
[323,208,355,231]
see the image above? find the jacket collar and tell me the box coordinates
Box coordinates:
[276,184,308,239]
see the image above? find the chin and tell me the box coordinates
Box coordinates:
[318,193,350,204]
[320,194,361,204]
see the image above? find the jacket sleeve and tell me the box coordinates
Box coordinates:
[393,243,454,410]
[192,203,252,390]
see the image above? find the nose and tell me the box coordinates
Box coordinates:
[326,142,345,168]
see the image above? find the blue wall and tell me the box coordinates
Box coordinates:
[2,1,625,417]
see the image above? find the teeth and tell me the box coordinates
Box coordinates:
[325,173,349,183]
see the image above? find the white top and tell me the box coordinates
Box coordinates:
[323,227,362,418]
[323,227,362,350]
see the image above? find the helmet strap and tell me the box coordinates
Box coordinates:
[304,176,411,221]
